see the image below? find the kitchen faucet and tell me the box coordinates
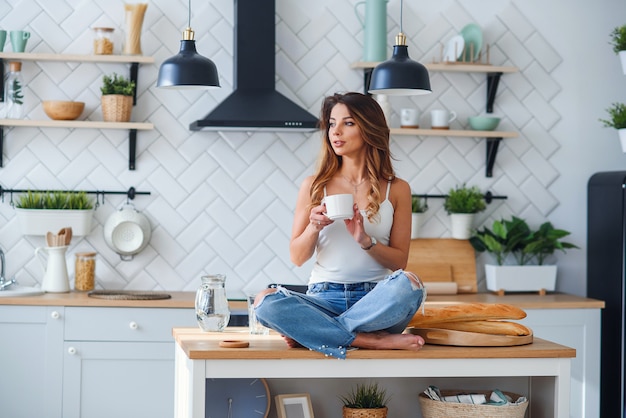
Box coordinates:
[0,248,16,290]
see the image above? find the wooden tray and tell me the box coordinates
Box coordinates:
[407,327,533,347]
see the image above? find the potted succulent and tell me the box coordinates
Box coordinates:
[609,24,626,74]
[469,216,579,293]
[411,194,428,239]
[599,102,626,152]
[444,184,486,240]
[15,191,95,236]
[100,72,136,122]
[340,382,389,418]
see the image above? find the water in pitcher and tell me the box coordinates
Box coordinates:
[195,274,230,332]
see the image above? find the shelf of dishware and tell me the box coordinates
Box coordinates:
[390,128,517,138]
[351,61,518,74]
[0,52,154,64]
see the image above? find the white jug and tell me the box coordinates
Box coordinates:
[35,246,70,293]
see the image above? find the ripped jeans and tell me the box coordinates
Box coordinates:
[254,269,425,359]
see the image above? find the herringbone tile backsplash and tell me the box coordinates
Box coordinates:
[0,0,564,297]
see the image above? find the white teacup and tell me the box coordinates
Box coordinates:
[401,108,420,128]
[323,194,354,220]
[431,109,457,129]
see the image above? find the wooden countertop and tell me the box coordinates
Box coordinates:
[173,327,576,360]
[0,291,604,309]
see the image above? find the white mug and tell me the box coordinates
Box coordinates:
[400,108,420,128]
[431,109,457,129]
[323,194,354,220]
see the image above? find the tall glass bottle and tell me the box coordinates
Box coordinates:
[5,61,25,119]
[195,274,230,332]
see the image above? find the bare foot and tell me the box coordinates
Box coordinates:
[282,335,304,348]
[351,331,425,351]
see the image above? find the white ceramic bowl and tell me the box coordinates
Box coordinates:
[103,205,151,260]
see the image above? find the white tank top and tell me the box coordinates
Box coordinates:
[309,181,394,284]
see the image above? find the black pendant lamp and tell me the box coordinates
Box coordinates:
[368,0,431,96]
[156,0,220,89]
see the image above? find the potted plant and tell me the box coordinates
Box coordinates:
[340,382,389,418]
[609,24,626,74]
[411,194,428,239]
[15,191,95,236]
[600,102,626,152]
[100,72,136,122]
[444,184,486,240]
[469,216,579,293]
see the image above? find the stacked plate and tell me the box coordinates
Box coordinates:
[443,23,483,63]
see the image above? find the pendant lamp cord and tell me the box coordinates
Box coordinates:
[400,0,404,33]
[188,0,192,28]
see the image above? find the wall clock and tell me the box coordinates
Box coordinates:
[205,378,270,418]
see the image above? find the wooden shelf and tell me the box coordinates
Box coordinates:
[391,128,517,138]
[0,52,154,64]
[351,61,518,74]
[0,119,153,130]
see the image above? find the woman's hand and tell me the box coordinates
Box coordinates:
[309,203,333,231]
[344,204,368,245]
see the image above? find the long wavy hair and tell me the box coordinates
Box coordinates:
[310,92,395,221]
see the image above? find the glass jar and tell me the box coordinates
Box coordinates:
[93,27,114,55]
[195,274,230,332]
[74,252,96,291]
[4,61,24,119]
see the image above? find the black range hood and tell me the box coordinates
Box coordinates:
[190,0,319,132]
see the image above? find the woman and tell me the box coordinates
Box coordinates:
[254,92,426,359]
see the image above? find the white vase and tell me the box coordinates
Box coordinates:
[619,128,626,152]
[15,208,94,236]
[620,50,626,75]
[449,213,474,240]
[485,264,557,293]
[411,212,425,239]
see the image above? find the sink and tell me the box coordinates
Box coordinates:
[0,286,45,297]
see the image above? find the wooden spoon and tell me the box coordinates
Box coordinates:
[57,228,66,247]
[64,227,72,246]
[46,231,54,247]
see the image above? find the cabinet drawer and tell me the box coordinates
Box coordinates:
[64,307,196,342]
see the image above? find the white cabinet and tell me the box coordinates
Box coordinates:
[521,308,601,418]
[0,305,64,418]
[0,304,196,418]
[61,307,197,418]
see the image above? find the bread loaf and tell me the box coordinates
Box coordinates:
[408,303,527,328]
[418,320,532,336]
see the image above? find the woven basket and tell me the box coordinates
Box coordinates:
[342,406,388,418]
[101,94,133,122]
[418,390,528,418]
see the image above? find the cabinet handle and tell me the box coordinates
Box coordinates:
[68,347,77,355]
[50,311,60,319]
[129,321,138,330]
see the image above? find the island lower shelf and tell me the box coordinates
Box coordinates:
[173,328,575,418]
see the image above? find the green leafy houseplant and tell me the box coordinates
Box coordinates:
[599,102,626,130]
[411,194,427,213]
[16,191,94,210]
[340,382,389,411]
[444,184,486,214]
[100,73,136,96]
[610,24,626,54]
[469,216,579,266]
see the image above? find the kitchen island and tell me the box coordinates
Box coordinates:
[173,327,575,418]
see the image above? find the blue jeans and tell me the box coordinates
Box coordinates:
[254,269,425,359]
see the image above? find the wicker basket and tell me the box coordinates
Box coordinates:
[418,390,528,418]
[101,94,133,122]
[342,406,388,418]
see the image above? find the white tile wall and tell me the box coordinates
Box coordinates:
[0,0,622,298]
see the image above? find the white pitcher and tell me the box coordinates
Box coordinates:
[35,246,70,293]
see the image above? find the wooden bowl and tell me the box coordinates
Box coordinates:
[42,101,85,120]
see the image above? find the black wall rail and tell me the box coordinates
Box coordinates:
[0,186,150,207]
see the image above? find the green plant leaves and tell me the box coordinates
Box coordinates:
[101,73,136,96]
[444,184,486,214]
[15,191,94,210]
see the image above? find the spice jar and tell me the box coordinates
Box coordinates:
[93,27,114,55]
[75,252,96,291]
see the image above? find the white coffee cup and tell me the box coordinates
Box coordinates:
[323,194,354,220]
[400,108,420,128]
[431,109,457,129]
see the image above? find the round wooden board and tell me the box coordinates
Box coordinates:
[407,327,533,346]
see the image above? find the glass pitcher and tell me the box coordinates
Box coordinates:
[195,274,230,332]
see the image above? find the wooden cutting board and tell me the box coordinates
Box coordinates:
[406,239,477,293]
[407,327,533,347]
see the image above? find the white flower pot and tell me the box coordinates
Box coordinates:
[485,264,557,293]
[619,128,626,152]
[411,212,426,239]
[449,213,474,240]
[620,50,626,75]
[15,208,94,236]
